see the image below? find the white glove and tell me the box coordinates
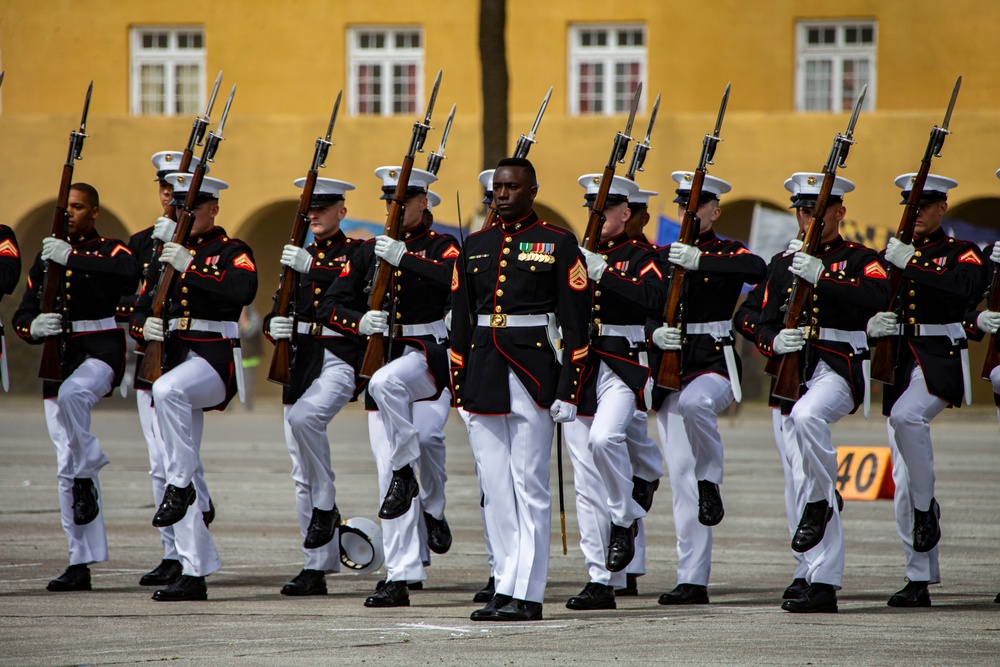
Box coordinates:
[444,309,453,332]
[159,242,192,272]
[990,244,1000,265]
[374,235,406,267]
[773,328,805,354]
[29,312,62,339]
[668,242,701,271]
[269,316,294,340]
[359,310,389,336]
[549,399,577,423]
[867,312,898,338]
[652,326,682,351]
[280,244,313,274]
[152,216,177,243]
[790,251,824,285]
[41,238,72,265]
[885,237,916,270]
[580,248,607,281]
[977,310,1000,335]
[783,238,804,256]
[142,317,165,342]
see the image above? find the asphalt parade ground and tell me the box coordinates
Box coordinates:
[1,396,998,666]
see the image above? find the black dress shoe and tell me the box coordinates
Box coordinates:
[378,466,418,520]
[470,593,513,621]
[281,569,328,596]
[364,580,410,607]
[203,497,215,528]
[782,577,809,600]
[697,480,724,526]
[887,580,931,608]
[152,574,207,601]
[913,498,941,553]
[494,598,543,621]
[304,505,341,550]
[658,583,709,605]
[632,476,660,513]
[781,583,837,613]
[995,592,1000,604]
[473,576,496,603]
[152,483,196,528]
[376,579,423,592]
[46,564,91,592]
[72,478,100,526]
[791,499,833,553]
[606,521,637,572]
[140,558,182,586]
[424,512,453,554]
[615,573,639,597]
[836,490,844,512]
[567,582,616,610]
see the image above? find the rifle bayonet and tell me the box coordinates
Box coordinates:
[426,103,456,175]
[627,92,660,180]
[704,82,730,167]
[514,87,553,158]
[203,84,236,163]
[315,90,342,171]
[933,75,961,157]
[412,69,442,156]
[0,71,4,90]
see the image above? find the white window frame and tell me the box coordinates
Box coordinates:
[567,23,646,117]
[129,26,206,117]
[795,19,877,113]
[347,26,425,117]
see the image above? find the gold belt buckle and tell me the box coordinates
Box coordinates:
[490,313,507,328]
[591,322,603,337]
[802,325,818,340]
[310,322,324,336]
[177,317,191,331]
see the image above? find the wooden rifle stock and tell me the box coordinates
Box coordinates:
[655,170,705,390]
[359,160,414,378]
[39,82,91,381]
[983,264,1000,379]
[267,170,317,385]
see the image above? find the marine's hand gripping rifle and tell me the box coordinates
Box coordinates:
[771,85,867,402]
[359,70,442,379]
[655,83,730,391]
[871,77,961,385]
[38,82,92,381]
[267,91,342,386]
[137,85,236,384]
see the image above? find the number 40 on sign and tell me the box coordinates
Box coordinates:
[836,446,895,501]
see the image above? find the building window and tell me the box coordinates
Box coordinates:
[568,24,646,116]
[348,27,423,116]
[129,27,205,116]
[796,20,876,112]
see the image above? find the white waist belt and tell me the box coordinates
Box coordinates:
[396,320,448,339]
[893,322,966,345]
[70,317,118,333]
[477,314,550,328]
[593,323,644,338]
[801,326,869,353]
[296,321,343,338]
[168,318,239,338]
[686,320,734,341]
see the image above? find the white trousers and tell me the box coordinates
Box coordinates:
[467,370,553,603]
[887,364,946,584]
[563,417,626,588]
[785,360,852,588]
[367,347,438,472]
[992,366,1000,428]
[625,408,662,577]
[460,408,495,575]
[152,351,224,577]
[415,389,450,522]
[369,411,427,583]
[284,349,355,571]
[655,373,732,586]
[44,358,113,566]
[772,408,808,580]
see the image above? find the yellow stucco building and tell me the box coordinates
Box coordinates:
[2,0,999,399]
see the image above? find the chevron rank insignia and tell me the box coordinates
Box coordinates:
[958,249,982,265]
[569,257,588,291]
[864,261,887,279]
[233,253,256,271]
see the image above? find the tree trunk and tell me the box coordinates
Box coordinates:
[479,0,508,172]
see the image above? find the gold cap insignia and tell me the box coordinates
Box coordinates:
[389,170,398,179]
[807,176,817,185]
[592,176,601,185]
[177,175,185,184]
[165,154,173,162]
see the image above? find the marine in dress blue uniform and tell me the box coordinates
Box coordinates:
[451,157,592,621]
[650,172,766,606]
[757,173,888,613]
[131,174,258,601]
[263,176,361,596]
[0,222,22,391]
[866,173,986,608]
[14,183,138,592]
